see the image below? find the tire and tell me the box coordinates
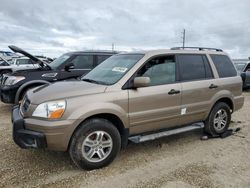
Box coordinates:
[204,102,231,136]
[69,118,121,170]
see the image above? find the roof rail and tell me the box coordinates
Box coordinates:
[171,47,223,52]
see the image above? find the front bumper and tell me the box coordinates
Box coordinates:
[12,106,47,149]
[1,85,18,104]
[12,105,77,151]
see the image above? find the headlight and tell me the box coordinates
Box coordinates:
[32,100,66,119]
[5,76,25,85]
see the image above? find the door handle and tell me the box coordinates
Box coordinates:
[209,84,218,89]
[168,89,180,95]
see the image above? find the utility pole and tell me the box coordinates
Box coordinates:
[112,43,114,52]
[182,29,186,48]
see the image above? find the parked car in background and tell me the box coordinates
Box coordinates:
[0,56,40,77]
[12,47,244,170]
[0,51,19,59]
[0,56,37,75]
[233,59,250,89]
[0,56,12,66]
[0,45,117,104]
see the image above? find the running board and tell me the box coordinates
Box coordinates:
[128,122,204,143]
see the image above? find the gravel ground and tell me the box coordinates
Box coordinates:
[0,93,250,188]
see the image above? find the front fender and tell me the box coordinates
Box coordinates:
[15,80,51,103]
[67,102,129,129]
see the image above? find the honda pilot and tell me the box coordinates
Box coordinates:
[12,47,244,170]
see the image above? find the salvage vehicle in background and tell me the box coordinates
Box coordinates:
[0,46,117,104]
[0,50,19,60]
[12,47,244,170]
[0,56,12,66]
[233,59,250,89]
[0,56,39,77]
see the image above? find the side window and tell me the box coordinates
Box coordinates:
[96,55,110,65]
[137,55,176,86]
[210,55,237,78]
[178,54,207,81]
[70,55,94,69]
[17,59,32,65]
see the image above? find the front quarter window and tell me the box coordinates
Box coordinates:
[82,54,144,85]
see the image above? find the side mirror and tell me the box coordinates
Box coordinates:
[133,77,150,88]
[65,63,75,72]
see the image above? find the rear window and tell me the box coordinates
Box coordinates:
[16,59,32,65]
[178,54,212,81]
[210,55,237,78]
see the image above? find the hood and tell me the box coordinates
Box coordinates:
[27,81,107,104]
[8,45,49,68]
[11,68,42,75]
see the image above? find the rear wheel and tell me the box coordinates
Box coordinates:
[204,102,231,136]
[69,118,121,170]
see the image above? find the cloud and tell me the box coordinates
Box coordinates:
[0,0,249,58]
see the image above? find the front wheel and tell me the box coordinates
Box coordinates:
[204,102,231,136]
[69,118,121,170]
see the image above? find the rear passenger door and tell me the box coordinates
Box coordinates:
[177,54,219,125]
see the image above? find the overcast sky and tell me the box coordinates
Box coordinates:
[0,0,249,58]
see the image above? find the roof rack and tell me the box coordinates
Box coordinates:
[171,47,223,52]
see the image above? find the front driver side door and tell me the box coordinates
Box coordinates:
[128,55,182,135]
[60,55,94,80]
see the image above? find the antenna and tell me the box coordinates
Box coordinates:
[182,29,186,48]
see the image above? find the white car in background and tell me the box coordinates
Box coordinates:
[0,51,19,59]
[0,56,39,76]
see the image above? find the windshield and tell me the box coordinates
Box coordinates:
[81,54,144,85]
[49,54,71,69]
[234,63,246,72]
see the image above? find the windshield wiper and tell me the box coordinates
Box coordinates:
[82,78,108,85]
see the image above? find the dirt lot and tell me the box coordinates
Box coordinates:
[0,94,250,188]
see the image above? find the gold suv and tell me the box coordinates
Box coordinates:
[12,47,244,170]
